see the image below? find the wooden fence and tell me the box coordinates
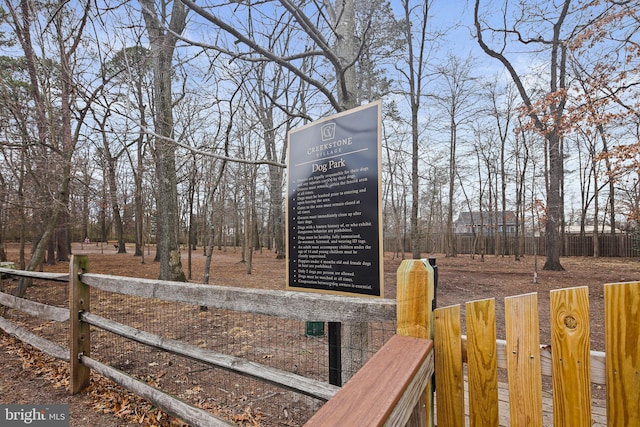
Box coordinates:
[1,259,639,426]
[431,282,639,426]
[0,256,397,425]
[385,233,639,258]
[307,262,639,426]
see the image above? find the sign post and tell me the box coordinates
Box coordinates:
[286,101,383,298]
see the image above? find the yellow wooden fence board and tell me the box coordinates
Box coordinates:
[396,260,434,340]
[504,292,543,427]
[466,298,499,427]
[604,281,640,426]
[434,304,464,427]
[550,286,592,427]
[396,260,435,426]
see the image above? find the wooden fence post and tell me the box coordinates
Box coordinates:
[397,259,435,427]
[466,298,499,426]
[69,255,90,395]
[341,322,367,384]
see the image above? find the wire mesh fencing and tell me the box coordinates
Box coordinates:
[90,288,396,425]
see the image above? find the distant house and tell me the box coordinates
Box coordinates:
[454,211,517,234]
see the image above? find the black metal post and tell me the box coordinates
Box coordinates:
[428,257,437,392]
[328,322,342,386]
[428,257,438,311]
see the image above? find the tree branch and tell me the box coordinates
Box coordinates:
[178,0,341,111]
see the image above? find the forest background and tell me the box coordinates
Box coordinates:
[0,0,639,289]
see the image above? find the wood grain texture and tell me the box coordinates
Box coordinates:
[466,298,499,427]
[0,291,68,322]
[604,281,640,426]
[461,336,606,385]
[304,335,433,427]
[550,286,592,427]
[0,268,68,281]
[0,316,69,361]
[434,305,464,427]
[80,273,395,323]
[396,260,434,339]
[69,255,90,395]
[396,259,435,426]
[387,348,433,427]
[504,292,543,427]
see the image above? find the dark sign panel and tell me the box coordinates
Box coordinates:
[286,101,383,297]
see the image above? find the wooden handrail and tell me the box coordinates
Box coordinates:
[305,335,434,427]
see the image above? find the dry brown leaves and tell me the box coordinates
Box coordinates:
[0,333,263,426]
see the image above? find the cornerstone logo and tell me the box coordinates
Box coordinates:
[1,405,68,426]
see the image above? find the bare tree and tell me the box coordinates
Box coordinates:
[474,0,574,270]
[485,80,518,257]
[0,169,7,262]
[102,44,154,258]
[178,0,383,111]
[565,2,640,255]
[140,0,188,281]
[431,54,478,257]
[0,55,33,266]
[388,0,437,259]
[382,112,412,258]
[5,0,94,296]
[512,119,535,261]
[94,106,127,254]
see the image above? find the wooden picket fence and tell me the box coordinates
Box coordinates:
[431,282,640,426]
[314,261,639,427]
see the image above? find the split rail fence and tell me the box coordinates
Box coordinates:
[0,255,399,425]
[1,257,639,426]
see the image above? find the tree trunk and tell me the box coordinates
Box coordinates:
[333,0,357,110]
[411,105,421,259]
[474,0,569,271]
[103,143,126,254]
[598,124,617,256]
[264,115,286,258]
[543,131,564,270]
[268,164,285,259]
[140,0,188,282]
[7,0,88,295]
[593,158,600,258]
[446,120,457,257]
[0,176,6,262]
[134,80,147,258]
[134,147,145,258]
